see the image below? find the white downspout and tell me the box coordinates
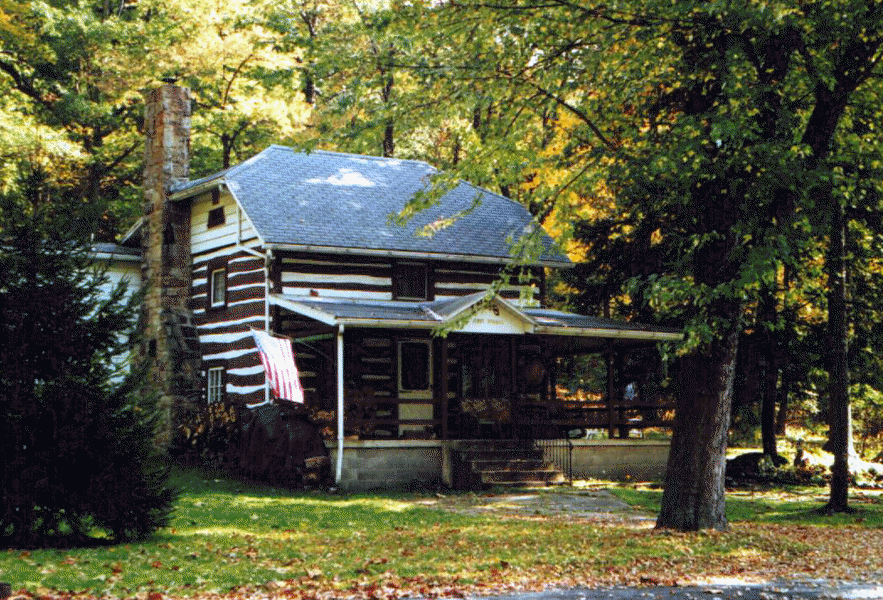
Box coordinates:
[336,324,345,484]
[262,248,273,405]
[235,202,272,406]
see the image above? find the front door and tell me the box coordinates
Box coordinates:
[457,337,513,438]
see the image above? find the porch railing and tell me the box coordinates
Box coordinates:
[309,395,674,441]
[346,396,441,439]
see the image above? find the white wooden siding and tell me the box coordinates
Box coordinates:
[100,259,141,300]
[280,256,393,300]
[190,190,259,255]
[192,245,268,404]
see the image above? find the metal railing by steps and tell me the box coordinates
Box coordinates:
[533,437,573,484]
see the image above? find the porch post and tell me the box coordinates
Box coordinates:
[440,338,449,440]
[607,344,616,439]
[509,336,517,440]
[615,350,626,438]
[335,325,345,484]
[549,358,558,403]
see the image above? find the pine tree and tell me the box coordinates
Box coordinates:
[0,167,176,548]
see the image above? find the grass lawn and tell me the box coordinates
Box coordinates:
[608,484,883,526]
[4,467,883,599]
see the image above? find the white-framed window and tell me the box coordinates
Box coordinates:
[207,367,225,404]
[209,266,226,308]
[398,339,432,395]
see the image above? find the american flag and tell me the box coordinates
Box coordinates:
[250,328,304,403]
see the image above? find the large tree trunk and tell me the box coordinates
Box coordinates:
[825,199,851,513]
[657,306,740,531]
[756,286,780,458]
[775,374,790,436]
[760,339,780,458]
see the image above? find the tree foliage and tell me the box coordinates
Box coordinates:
[366,0,883,527]
[0,0,310,238]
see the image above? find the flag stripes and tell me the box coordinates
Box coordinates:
[250,328,304,403]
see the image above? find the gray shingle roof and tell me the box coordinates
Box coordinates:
[268,293,683,342]
[277,297,438,323]
[523,309,683,335]
[173,146,569,266]
[90,243,141,261]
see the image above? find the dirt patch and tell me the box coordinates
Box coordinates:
[412,488,656,526]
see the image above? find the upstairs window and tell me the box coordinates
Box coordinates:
[394,262,429,300]
[209,265,226,309]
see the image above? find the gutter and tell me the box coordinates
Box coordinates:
[265,242,573,269]
[168,179,225,201]
[269,295,684,340]
[533,326,684,342]
[91,249,141,263]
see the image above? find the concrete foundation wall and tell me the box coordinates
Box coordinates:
[328,440,445,491]
[570,439,670,481]
[328,439,670,490]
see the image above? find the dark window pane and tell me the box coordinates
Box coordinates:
[207,206,225,228]
[400,341,430,391]
[395,264,427,300]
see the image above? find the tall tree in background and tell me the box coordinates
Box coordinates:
[165,0,311,169]
[0,0,154,234]
[0,0,311,236]
[387,0,883,528]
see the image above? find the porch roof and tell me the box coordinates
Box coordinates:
[269,292,682,348]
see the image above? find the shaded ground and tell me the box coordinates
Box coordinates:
[414,488,656,526]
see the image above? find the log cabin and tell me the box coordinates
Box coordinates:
[110,83,682,489]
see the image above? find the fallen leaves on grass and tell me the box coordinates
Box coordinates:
[6,520,883,600]
[6,487,883,600]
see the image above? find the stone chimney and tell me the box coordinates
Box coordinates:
[141,83,200,449]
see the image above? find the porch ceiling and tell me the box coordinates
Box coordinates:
[269,293,683,348]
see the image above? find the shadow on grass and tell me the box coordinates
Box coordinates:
[611,484,883,527]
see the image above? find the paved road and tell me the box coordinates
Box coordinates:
[475,580,883,600]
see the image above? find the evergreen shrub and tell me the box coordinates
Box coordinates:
[0,179,176,548]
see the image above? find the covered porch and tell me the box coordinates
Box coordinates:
[268,292,682,452]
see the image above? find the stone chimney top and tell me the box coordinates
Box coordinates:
[143,84,191,194]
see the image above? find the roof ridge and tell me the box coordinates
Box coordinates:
[458,178,527,210]
[270,145,438,171]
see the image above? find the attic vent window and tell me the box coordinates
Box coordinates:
[207,206,225,229]
[394,262,429,301]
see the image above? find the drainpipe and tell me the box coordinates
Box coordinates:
[235,203,272,406]
[336,324,345,484]
[262,249,273,405]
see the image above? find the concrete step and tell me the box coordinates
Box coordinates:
[461,450,543,463]
[470,458,549,471]
[452,441,569,490]
[455,440,567,489]
[477,468,564,484]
